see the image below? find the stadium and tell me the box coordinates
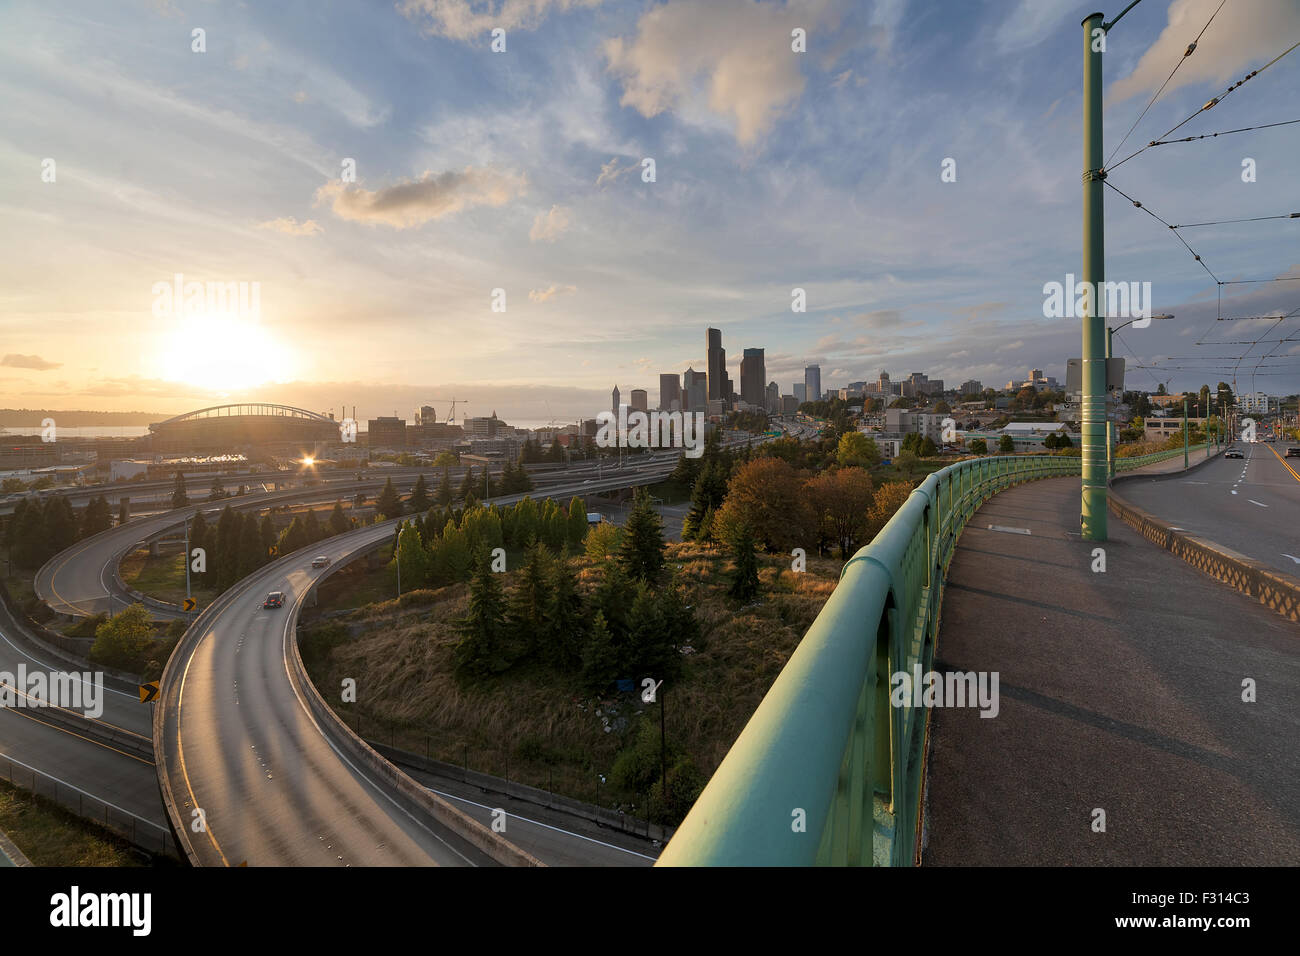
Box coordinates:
[148,403,339,454]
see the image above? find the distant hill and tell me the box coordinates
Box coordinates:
[0,409,173,427]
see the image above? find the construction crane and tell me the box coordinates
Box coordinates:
[420,398,470,426]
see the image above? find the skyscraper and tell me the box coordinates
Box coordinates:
[766,381,780,413]
[611,385,620,416]
[659,373,682,411]
[740,348,766,408]
[683,367,707,412]
[804,365,821,404]
[707,328,726,402]
[630,389,648,412]
[793,383,806,402]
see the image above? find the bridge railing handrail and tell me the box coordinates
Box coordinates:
[658,443,1212,866]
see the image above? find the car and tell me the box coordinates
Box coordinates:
[1287,447,1300,458]
[263,591,285,609]
[1225,449,1244,459]
[310,555,330,568]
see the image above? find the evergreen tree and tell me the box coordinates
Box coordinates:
[236,513,262,579]
[618,489,665,583]
[43,496,78,557]
[81,495,112,538]
[727,521,761,602]
[566,497,588,548]
[214,506,240,589]
[507,542,552,661]
[12,500,46,569]
[453,549,511,679]
[171,471,189,509]
[436,468,453,507]
[546,438,564,463]
[408,473,431,513]
[208,477,226,501]
[594,559,635,645]
[432,520,472,584]
[279,516,308,557]
[303,508,322,544]
[259,514,276,558]
[375,477,402,519]
[395,522,429,591]
[459,466,476,502]
[581,611,620,690]
[328,501,349,536]
[545,555,587,671]
[513,496,539,547]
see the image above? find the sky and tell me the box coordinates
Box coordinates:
[1,0,1297,424]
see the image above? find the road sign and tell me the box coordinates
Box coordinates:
[139,681,159,703]
[267,545,278,557]
[182,597,196,612]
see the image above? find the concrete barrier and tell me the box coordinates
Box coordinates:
[1108,489,1300,623]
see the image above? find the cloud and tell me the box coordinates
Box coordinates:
[257,217,323,236]
[529,283,577,302]
[605,0,843,146]
[1109,0,1300,104]
[2,353,62,371]
[529,204,572,242]
[398,0,603,41]
[595,156,639,188]
[314,167,526,228]
[292,90,309,104]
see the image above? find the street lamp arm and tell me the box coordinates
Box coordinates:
[1103,0,1147,32]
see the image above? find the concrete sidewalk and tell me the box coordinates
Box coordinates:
[922,475,1300,865]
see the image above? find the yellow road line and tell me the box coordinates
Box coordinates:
[1265,444,1300,483]
[0,705,154,766]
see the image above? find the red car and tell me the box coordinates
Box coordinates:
[262,591,285,609]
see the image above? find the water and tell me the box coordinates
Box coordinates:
[0,426,152,438]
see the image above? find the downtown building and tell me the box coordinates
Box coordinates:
[740,348,767,408]
[804,365,822,403]
[659,373,682,411]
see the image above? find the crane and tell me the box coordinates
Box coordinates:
[420,398,470,426]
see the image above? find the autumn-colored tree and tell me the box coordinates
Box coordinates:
[806,467,874,559]
[712,458,813,553]
[867,480,914,538]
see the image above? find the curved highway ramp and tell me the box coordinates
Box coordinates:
[154,520,541,867]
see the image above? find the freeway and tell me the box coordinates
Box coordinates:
[156,459,688,866]
[1116,440,1300,577]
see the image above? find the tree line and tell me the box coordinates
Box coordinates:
[5,494,112,569]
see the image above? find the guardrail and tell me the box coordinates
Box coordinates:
[1113,442,1210,473]
[658,453,1081,867]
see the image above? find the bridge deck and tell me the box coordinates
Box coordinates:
[923,475,1300,865]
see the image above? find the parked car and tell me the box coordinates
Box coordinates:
[1286,447,1300,458]
[1225,449,1244,459]
[310,555,330,568]
[263,591,285,609]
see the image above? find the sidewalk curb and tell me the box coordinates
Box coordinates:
[1108,488,1300,623]
[0,827,33,867]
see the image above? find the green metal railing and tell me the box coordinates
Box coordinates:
[1114,442,1210,473]
[657,443,1216,867]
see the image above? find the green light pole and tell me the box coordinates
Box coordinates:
[1183,395,1189,469]
[1081,11,1108,539]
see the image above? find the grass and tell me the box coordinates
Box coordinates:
[121,548,219,607]
[0,779,166,867]
[299,541,841,822]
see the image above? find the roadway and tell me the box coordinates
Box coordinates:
[156,460,693,866]
[1116,440,1300,577]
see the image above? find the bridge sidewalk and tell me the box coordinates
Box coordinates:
[922,475,1300,865]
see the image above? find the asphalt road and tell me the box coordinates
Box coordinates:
[1116,441,1300,577]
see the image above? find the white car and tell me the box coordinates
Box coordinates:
[310,555,330,568]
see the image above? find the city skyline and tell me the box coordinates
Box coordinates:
[3,0,1298,418]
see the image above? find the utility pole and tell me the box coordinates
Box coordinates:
[659,683,669,805]
[1081,10,1108,540]
[184,513,191,605]
[1184,395,1189,469]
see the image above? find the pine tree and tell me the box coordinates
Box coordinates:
[259,514,276,558]
[436,468,453,507]
[236,513,262,579]
[545,555,587,670]
[328,501,349,536]
[566,496,588,548]
[507,542,552,661]
[727,521,761,602]
[453,549,511,679]
[12,500,46,569]
[581,611,620,690]
[303,508,323,545]
[459,466,476,502]
[214,506,240,589]
[594,558,634,645]
[376,477,402,519]
[208,477,226,501]
[408,473,431,513]
[171,471,189,509]
[395,522,429,591]
[618,489,665,583]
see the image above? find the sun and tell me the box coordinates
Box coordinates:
[152,313,294,392]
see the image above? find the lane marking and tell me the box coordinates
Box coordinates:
[1264,444,1300,483]
[1282,554,1300,565]
[0,745,166,828]
[0,628,136,701]
[424,787,657,862]
[0,705,153,766]
[1248,499,1268,508]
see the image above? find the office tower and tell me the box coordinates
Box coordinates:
[793,383,806,402]
[740,348,766,407]
[611,385,620,416]
[416,404,436,425]
[659,373,682,411]
[804,365,821,404]
[707,328,726,401]
[683,367,708,412]
[630,389,648,412]
[961,380,983,396]
[766,381,780,412]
